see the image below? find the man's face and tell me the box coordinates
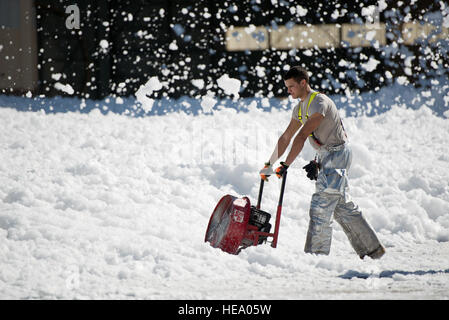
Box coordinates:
[284,78,306,99]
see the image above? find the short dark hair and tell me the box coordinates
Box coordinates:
[283,66,309,84]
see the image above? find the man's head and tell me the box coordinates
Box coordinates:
[283,66,310,100]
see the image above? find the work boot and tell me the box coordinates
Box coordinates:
[368,245,386,260]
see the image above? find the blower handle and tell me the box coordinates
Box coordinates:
[255,170,287,210]
[256,179,264,209]
[272,170,287,248]
[278,170,287,207]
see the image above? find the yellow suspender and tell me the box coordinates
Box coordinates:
[298,91,319,124]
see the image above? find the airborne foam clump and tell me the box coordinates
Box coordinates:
[217,74,241,98]
[296,5,308,16]
[361,57,380,72]
[54,82,74,95]
[191,79,205,90]
[135,76,163,113]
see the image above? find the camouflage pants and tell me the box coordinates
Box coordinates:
[304,143,382,258]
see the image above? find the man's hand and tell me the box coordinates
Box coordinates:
[303,160,320,180]
[259,162,272,181]
[275,162,289,178]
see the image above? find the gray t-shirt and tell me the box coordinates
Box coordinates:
[291,91,347,150]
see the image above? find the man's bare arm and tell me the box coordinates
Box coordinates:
[268,118,302,165]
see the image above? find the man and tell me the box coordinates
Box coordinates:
[260,66,385,259]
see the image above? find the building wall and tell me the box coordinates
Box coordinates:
[0,0,38,94]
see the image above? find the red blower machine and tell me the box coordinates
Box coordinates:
[205,171,287,255]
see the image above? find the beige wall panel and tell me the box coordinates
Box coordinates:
[225,26,268,51]
[341,23,386,47]
[270,25,300,49]
[271,25,340,49]
[402,22,448,45]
